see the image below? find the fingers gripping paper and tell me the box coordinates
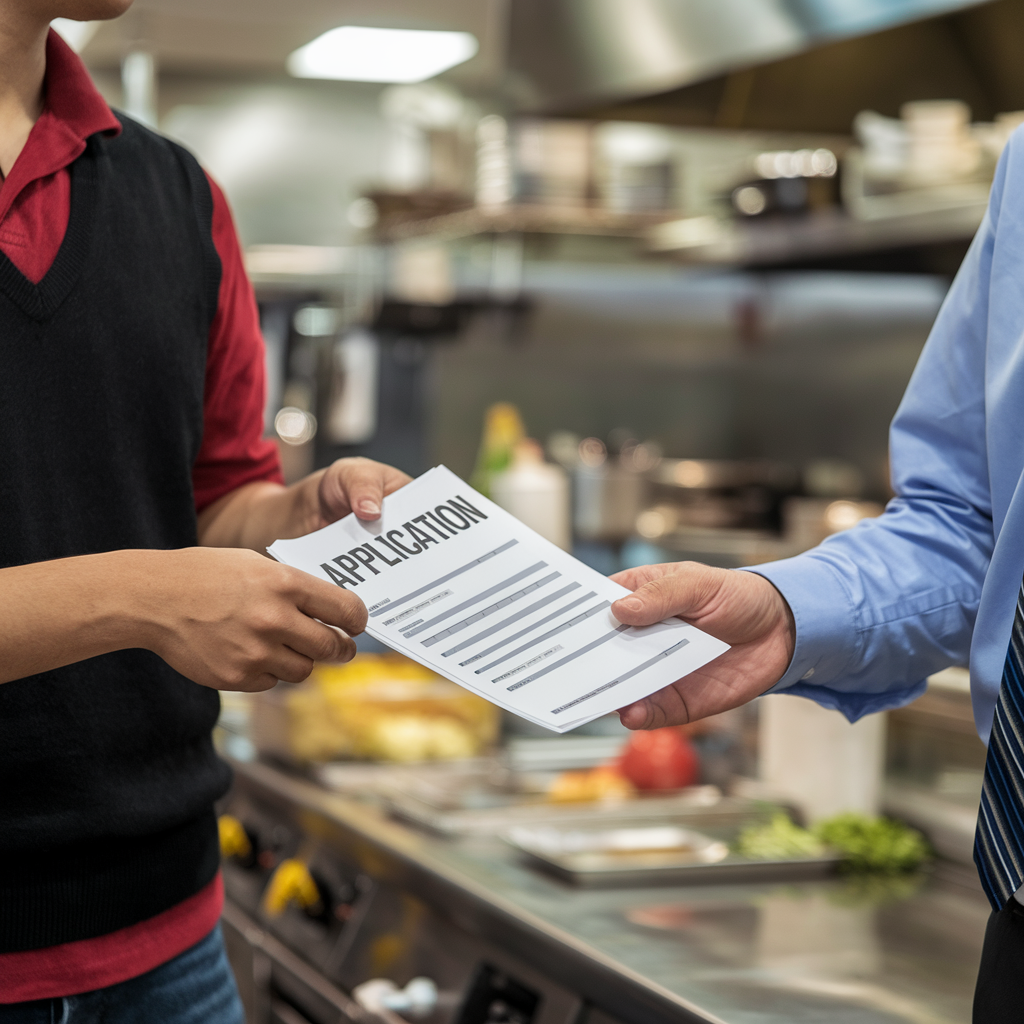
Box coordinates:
[268,467,730,733]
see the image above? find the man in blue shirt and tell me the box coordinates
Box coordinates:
[344,133,1024,1017]
[601,130,1024,1021]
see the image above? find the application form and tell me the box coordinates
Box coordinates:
[268,466,729,732]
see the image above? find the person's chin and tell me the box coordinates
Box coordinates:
[51,0,134,24]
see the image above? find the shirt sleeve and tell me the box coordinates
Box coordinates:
[749,143,1008,722]
[192,173,284,512]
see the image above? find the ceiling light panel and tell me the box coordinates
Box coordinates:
[287,26,478,84]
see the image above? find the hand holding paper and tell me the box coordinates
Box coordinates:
[269,467,730,733]
[608,561,796,729]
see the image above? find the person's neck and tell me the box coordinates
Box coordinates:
[0,10,49,178]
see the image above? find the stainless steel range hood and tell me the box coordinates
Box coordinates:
[507,0,1024,132]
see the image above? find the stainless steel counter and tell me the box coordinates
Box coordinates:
[224,758,988,1024]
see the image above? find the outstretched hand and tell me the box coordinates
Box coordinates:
[609,562,795,730]
[316,457,413,526]
[196,457,415,551]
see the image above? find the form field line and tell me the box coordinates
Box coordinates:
[550,638,691,714]
[369,539,518,618]
[476,600,610,674]
[504,623,629,691]
[405,561,548,638]
[422,572,561,647]
[445,583,583,660]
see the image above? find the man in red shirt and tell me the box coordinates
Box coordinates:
[0,1,403,1019]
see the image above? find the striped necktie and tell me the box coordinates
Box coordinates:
[975,581,1024,909]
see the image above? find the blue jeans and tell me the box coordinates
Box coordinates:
[0,926,245,1024]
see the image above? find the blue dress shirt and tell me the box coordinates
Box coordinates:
[752,131,1024,743]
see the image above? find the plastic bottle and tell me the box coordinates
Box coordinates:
[491,439,571,550]
[470,402,525,497]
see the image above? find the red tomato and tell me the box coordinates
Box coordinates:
[617,728,699,791]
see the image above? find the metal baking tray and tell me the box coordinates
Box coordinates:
[384,783,753,837]
[312,758,788,842]
[506,823,842,887]
[314,757,764,837]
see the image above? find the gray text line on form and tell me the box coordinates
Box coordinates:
[404,561,548,638]
[443,582,582,659]
[422,572,562,647]
[550,638,691,714]
[505,623,630,690]
[369,539,518,618]
[477,599,610,674]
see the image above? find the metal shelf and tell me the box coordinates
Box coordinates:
[376,204,673,244]
[373,201,987,276]
[646,200,987,269]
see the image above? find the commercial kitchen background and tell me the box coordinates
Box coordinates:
[77,0,978,488]
[63,2,1024,1022]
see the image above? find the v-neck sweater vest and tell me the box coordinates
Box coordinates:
[0,116,230,953]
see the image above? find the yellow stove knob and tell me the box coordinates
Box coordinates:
[218,814,252,861]
[262,858,321,917]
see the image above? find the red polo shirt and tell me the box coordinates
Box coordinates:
[0,31,283,1002]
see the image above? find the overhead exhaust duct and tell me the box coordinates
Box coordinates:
[507,0,1022,132]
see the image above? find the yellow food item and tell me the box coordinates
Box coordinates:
[283,653,499,763]
[548,765,636,804]
[262,859,320,917]
[362,714,479,762]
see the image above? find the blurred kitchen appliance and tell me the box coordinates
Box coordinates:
[645,459,798,534]
[476,115,514,210]
[257,290,439,482]
[843,102,1000,223]
[759,695,886,824]
[379,82,475,197]
[594,123,677,213]
[781,497,885,550]
[325,331,379,446]
[512,119,592,207]
[221,762,587,1024]
[573,458,647,543]
[902,100,982,187]
[730,148,839,219]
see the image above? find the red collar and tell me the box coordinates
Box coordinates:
[0,29,121,223]
[44,28,121,142]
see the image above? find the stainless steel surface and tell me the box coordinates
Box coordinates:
[382,791,746,841]
[313,757,758,838]
[647,203,988,267]
[506,822,842,889]
[223,757,988,1024]
[573,462,647,543]
[507,0,990,113]
[223,899,364,1024]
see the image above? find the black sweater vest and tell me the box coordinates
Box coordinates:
[0,117,232,952]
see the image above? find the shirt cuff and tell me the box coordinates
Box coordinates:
[742,554,860,692]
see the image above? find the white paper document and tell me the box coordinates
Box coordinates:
[268,466,730,733]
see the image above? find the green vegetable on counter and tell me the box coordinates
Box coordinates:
[734,812,826,860]
[734,811,931,873]
[815,812,931,873]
